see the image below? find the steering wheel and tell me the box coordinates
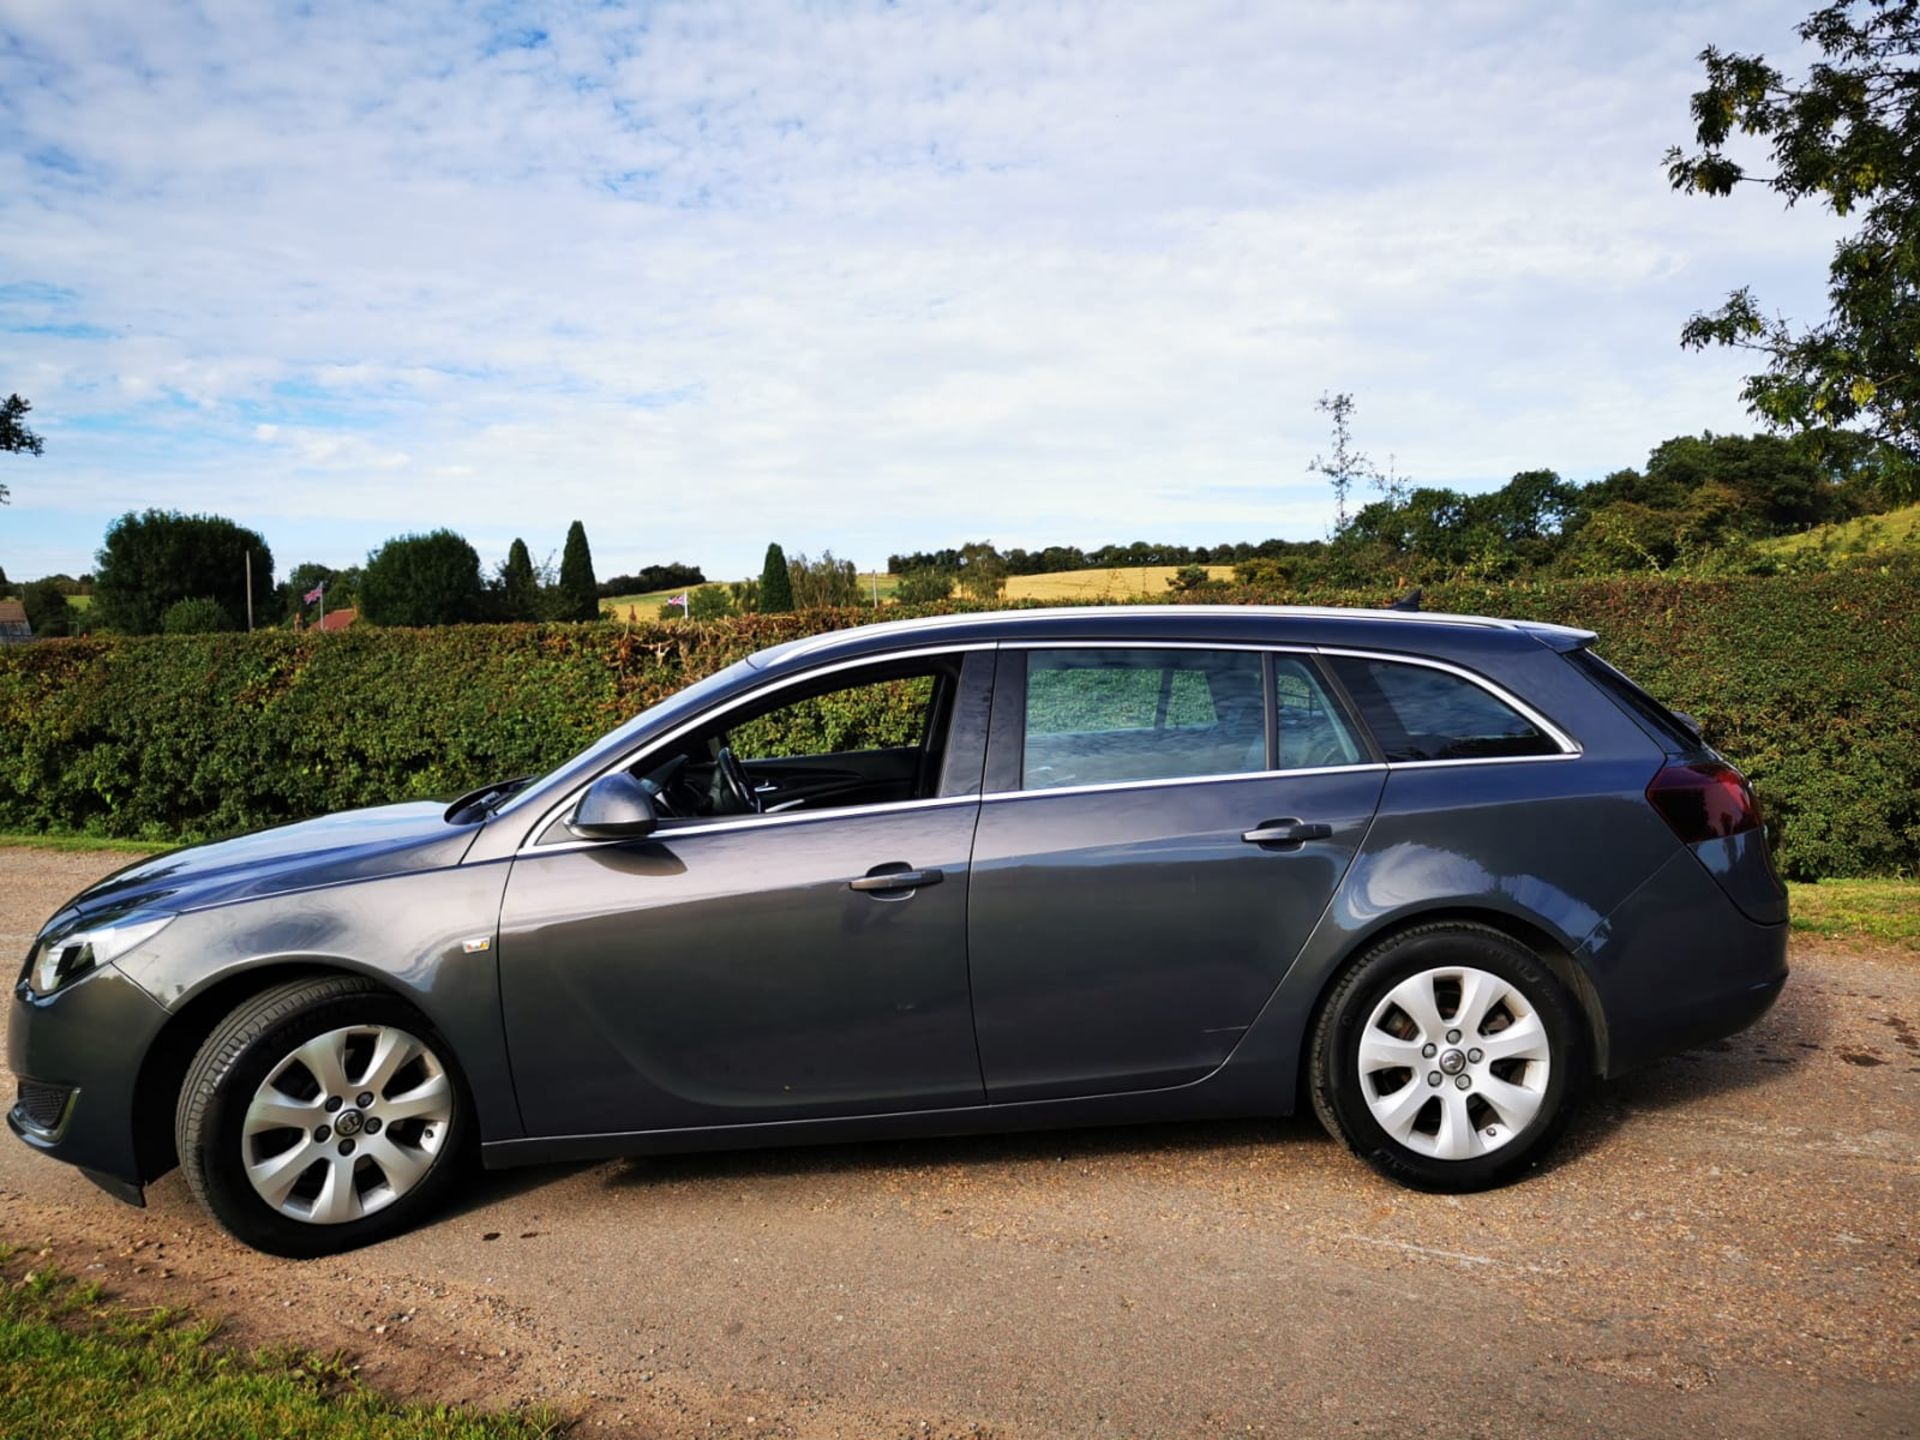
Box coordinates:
[715,744,761,814]
[637,752,689,815]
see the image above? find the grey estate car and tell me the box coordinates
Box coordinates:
[10,606,1787,1256]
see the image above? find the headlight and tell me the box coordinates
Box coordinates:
[27,915,174,996]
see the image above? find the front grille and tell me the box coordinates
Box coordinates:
[14,1080,72,1132]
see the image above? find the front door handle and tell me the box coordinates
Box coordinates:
[848,866,944,894]
[1242,819,1333,847]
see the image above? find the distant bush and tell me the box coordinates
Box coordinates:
[894,569,954,604]
[159,597,231,635]
[0,559,1912,878]
[360,530,486,627]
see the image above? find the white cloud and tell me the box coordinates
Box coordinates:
[0,0,1844,578]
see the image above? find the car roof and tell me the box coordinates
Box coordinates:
[747,605,1597,673]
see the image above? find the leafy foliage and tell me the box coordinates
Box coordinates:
[497,539,540,622]
[555,521,598,621]
[359,530,485,627]
[0,392,44,507]
[159,597,231,635]
[1667,1,1920,457]
[787,550,861,608]
[20,580,71,639]
[759,542,794,612]
[92,509,274,635]
[894,568,955,603]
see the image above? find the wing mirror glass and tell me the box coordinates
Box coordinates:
[568,771,660,840]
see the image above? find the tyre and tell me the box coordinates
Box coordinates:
[176,977,469,1257]
[1309,923,1585,1192]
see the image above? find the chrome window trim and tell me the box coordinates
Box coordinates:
[518,793,984,858]
[511,643,991,855]
[1314,645,1581,758]
[510,635,1582,854]
[980,762,1388,805]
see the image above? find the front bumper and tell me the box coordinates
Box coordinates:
[8,963,170,1194]
[1580,848,1790,1077]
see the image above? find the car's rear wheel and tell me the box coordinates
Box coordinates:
[176,977,469,1257]
[1309,923,1585,1191]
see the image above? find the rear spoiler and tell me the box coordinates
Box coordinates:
[1513,620,1597,653]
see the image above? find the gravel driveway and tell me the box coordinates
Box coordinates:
[2,847,1915,1438]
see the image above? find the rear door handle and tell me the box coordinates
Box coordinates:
[1241,820,1333,847]
[848,867,944,894]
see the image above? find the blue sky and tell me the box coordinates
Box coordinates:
[0,0,1839,583]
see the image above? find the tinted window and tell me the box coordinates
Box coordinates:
[1273,656,1365,769]
[1328,656,1559,762]
[1569,651,1701,751]
[1022,649,1264,790]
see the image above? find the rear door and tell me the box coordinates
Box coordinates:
[966,645,1385,1102]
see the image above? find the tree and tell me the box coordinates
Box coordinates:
[20,579,71,638]
[787,550,861,608]
[1667,2,1920,460]
[0,564,10,598]
[688,584,734,619]
[160,596,232,634]
[554,521,598,621]
[359,530,485,627]
[954,541,1008,601]
[279,562,361,623]
[1,393,46,506]
[1309,392,1402,530]
[498,538,540,622]
[93,509,275,635]
[759,542,794,612]
[894,568,954,604]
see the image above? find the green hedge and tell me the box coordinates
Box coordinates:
[0,560,1913,878]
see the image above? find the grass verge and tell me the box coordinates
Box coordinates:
[0,832,160,855]
[0,1247,567,1439]
[1787,878,1920,951]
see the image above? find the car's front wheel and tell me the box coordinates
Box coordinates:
[1309,923,1585,1191]
[176,977,469,1257]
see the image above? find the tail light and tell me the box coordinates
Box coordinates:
[1645,760,1762,844]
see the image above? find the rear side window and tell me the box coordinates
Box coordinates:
[1568,651,1701,752]
[1327,655,1560,762]
[1022,649,1264,790]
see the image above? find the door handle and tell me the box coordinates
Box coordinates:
[1241,819,1333,847]
[848,867,944,894]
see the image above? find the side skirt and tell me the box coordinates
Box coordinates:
[480,1063,1290,1170]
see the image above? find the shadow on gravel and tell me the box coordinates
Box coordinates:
[1547,972,1832,1170]
[599,1112,1331,1191]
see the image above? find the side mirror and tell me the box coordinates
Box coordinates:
[567,771,659,841]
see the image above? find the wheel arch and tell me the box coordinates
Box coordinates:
[130,959,427,1183]
[1293,905,1610,1109]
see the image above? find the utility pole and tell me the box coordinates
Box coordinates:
[245,551,254,631]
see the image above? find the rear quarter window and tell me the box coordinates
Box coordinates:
[1568,651,1702,752]
[1327,655,1561,763]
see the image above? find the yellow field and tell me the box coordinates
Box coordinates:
[1004,564,1235,600]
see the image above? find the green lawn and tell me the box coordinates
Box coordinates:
[0,832,160,855]
[0,1250,566,1439]
[1787,878,1920,951]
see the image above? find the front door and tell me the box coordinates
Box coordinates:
[967,646,1384,1102]
[499,654,990,1138]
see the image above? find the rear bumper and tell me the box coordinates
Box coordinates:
[7,964,169,1195]
[1579,849,1790,1078]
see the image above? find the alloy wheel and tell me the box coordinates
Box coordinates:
[241,1024,453,1224]
[1357,965,1552,1160]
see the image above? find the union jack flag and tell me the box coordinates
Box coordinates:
[303,580,327,605]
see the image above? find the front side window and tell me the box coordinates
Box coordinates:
[628,661,956,822]
[1021,649,1265,790]
[1327,655,1560,762]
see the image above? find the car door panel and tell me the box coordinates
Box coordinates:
[499,801,984,1137]
[967,769,1384,1102]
